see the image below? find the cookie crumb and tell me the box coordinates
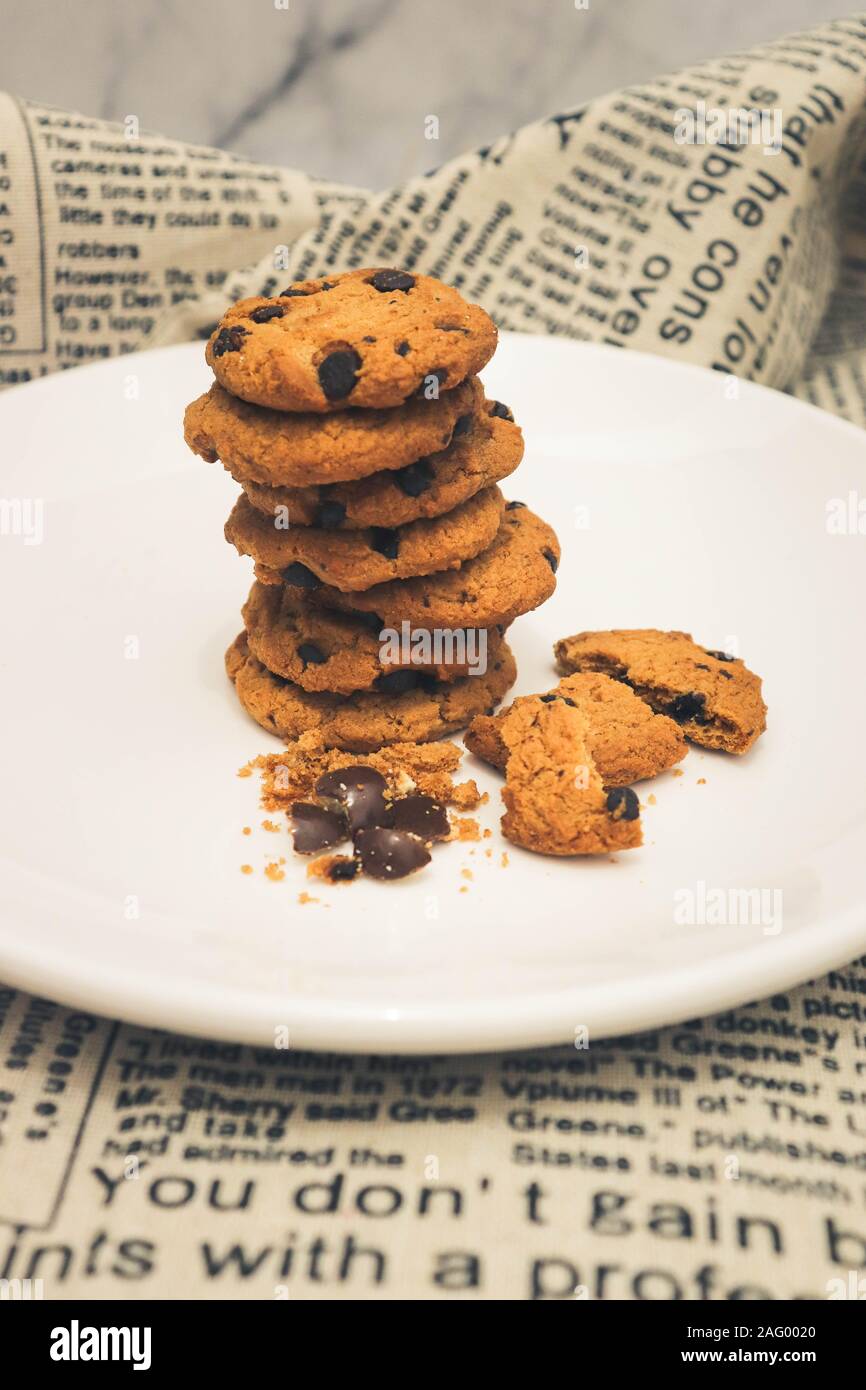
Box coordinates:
[697,777,706,785]
[451,816,481,842]
[500,851,509,868]
[459,885,469,894]
[261,819,281,832]
[264,861,285,882]
[451,779,482,809]
[240,864,253,875]
[647,793,657,806]
[461,868,473,881]
[672,768,684,777]
[298,891,319,905]
[242,826,251,836]
[237,763,254,779]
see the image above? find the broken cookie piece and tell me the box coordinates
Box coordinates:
[499,698,642,856]
[465,670,687,783]
[554,629,766,755]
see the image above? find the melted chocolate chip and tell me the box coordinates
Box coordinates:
[385,795,450,843]
[540,693,557,703]
[417,673,439,694]
[362,335,377,344]
[298,642,326,666]
[374,670,419,695]
[451,413,473,439]
[606,787,640,822]
[353,826,431,880]
[719,669,734,680]
[561,696,577,707]
[705,649,735,662]
[249,304,285,323]
[315,766,388,835]
[290,802,348,854]
[327,856,360,882]
[282,562,321,589]
[317,348,361,401]
[695,663,710,671]
[543,548,559,573]
[395,340,411,357]
[212,325,247,356]
[367,269,416,293]
[315,500,347,529]
[278,286,313,297]
[667,691,709,724]
[371,527,400,559]
[489,401,514,420]
[395,459,435,497]
[505,500,526,511]
[437,322,469,334]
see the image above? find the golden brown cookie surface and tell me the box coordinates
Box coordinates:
[555,629,766,754]
[500,699,643,856]
[465,671,687,783]
[242,581,503,695]
[184,377,481,487]
[306,504,560,628]
[226,632,516,751]
[227,487,505,592]
[240,404,523,529]
[205,269,497,412]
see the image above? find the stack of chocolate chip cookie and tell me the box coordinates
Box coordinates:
[184,268,560,752]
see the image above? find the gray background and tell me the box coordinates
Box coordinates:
[2,0,849,187]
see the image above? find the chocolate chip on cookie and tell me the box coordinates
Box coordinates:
[317,347,362,401]
[250,304,285,323]
[606,786,640,821]
[211,325,247,356]
[367,270,416,293]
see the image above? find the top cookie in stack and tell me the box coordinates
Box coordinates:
[183,268,560,752]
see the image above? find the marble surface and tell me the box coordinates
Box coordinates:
[1,0,850,188]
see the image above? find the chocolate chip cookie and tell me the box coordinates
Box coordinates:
[205,269,498,412]
[305,505,560,628]
[226,631,516,751]
[226,486,505,591]
[500,698,643,856]
[242,581,503,695]
[555,629,767,754]
[465,671,687,783]
[239,402,523,529]
[184,377,482,487]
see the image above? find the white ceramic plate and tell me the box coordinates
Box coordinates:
[1,335,865,1052]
